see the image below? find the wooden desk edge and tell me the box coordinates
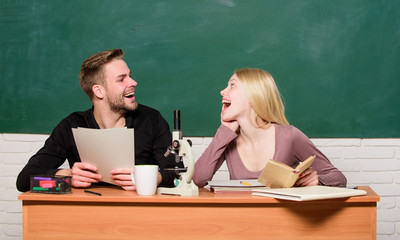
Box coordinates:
[18,185,379,204]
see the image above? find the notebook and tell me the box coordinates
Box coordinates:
[252,185,367,201]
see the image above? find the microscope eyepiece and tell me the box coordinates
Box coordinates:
[173,110,181,131]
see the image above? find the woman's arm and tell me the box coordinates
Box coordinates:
[292,127,347,187]
[193,125,238,187]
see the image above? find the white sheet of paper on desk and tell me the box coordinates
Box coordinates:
[72,127,135,185]
[208,179,265,188]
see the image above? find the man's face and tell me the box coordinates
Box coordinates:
[102,59,138,113]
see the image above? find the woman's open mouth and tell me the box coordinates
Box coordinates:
[222,98,231,112]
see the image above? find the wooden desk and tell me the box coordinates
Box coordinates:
[19,186,379,240]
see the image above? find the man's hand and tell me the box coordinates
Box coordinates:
[112,168,164,191]
[70,162,101,188]
[111,168,136,191]
[294,167,319,187]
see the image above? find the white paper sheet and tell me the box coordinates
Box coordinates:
[72,127,135,185]
[208,179,265,188]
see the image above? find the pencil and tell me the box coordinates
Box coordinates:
[84,190,102,196]
[240,181,251,186]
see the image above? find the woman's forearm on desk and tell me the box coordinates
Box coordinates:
[193,125,237,187]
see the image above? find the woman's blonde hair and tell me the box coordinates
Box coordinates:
[235,68,289,126]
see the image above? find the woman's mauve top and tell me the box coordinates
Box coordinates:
[193,124,347,188]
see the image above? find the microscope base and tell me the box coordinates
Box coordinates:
[157,181,199,196]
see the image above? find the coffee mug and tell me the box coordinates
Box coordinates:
[131,165,159,195]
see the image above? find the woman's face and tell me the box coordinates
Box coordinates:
[220,74,251,121]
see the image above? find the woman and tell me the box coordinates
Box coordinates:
[193,68,346,188]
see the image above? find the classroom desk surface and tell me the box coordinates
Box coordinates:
[19,186,379,240]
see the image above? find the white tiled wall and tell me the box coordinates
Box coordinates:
[1,133,399,240]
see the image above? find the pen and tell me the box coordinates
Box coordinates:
[84,190,102,196]
[240,181,251,186]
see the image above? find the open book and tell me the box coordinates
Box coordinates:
[257,155,315,188]
[252,185,367,201]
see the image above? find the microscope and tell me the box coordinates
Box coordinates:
[156,110,199,196]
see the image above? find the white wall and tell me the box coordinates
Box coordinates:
[1,133,399,240]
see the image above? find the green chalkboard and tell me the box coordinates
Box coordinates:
[1,0,399,137]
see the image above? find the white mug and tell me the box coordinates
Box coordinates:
[131,165,159,196]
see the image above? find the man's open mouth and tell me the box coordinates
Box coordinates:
[124,91,135,98]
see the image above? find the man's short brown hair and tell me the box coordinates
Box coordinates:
[79,49,124,100]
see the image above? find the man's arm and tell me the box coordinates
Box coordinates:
[16,134,70,192]
[16,117,80,192]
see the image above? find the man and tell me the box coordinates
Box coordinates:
[16,49,181,192]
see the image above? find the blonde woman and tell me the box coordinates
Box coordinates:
[193,68,346,188]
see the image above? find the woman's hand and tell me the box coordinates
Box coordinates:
[294,167,319,187]
[221,112,239,132]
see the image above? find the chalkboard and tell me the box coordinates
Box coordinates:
[1,0,399,137]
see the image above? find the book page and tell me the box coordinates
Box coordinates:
[258,159,295,187]
[294,155,315,173]
[257,155,316,188]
